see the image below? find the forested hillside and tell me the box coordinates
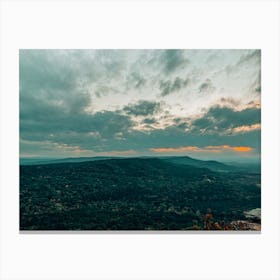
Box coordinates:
[20,158,261,230]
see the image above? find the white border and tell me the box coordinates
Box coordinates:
[1,1,280,280]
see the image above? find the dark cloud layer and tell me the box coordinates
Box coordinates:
[21,108,133,140]
[21,101,260,155]
[191,105,260,134]
[123,100,161,116]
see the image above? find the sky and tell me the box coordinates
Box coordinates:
[20,49,261,161]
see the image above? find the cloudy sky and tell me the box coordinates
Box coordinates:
[20,49,261,161]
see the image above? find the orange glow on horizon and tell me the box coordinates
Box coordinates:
[232,146,253,152]
[150,145,253,153]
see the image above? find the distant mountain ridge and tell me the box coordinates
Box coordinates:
[20,155,237,172]
[160,156,234,172]
[20,156,117,165]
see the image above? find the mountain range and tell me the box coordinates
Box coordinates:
[20,155,260,173]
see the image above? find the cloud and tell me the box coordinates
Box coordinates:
[90,111,134,137]
[160,49,190,73]
[126,72,146,89]
[236,50,261,67]
[20,138,137,157]
[20,138,96,157]
[123,100,161,116]
[160,77,189,96]
[22,110,133,137]
[249,70,261,94]
[143,118,157,124]
[198,79,215,93]
[223,50,261,78]
[191,105,261,134]
[226,123,261,135]
[219,97,241,108]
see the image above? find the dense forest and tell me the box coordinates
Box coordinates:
[20,157,261,230]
